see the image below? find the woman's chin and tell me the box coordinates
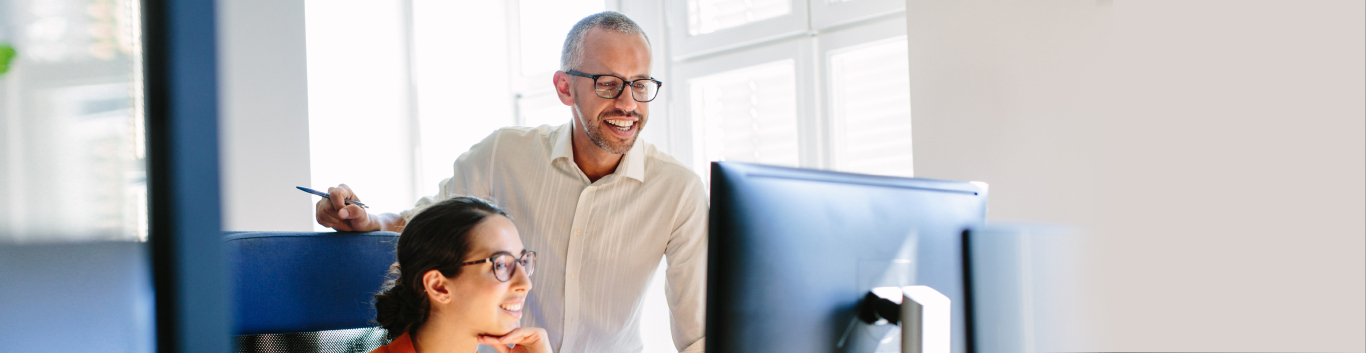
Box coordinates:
[483,322,520,337]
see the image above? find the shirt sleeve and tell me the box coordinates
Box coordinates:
[399,130,501,221]
[665,177,709,353]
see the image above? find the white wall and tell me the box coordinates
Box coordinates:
[907,0,1364,351]
[218,0,317,232]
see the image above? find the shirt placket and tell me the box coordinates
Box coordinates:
[560,184,595,352]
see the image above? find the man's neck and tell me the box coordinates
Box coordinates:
[570,128,624,183]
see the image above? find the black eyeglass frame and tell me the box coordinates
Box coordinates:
[459,250,537,282]
[564,69,664,102]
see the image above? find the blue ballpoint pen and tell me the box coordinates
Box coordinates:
[296,186,369,208]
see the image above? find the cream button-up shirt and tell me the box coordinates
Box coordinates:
[400,123,708,353]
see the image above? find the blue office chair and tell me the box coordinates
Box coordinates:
[226,231,399,353]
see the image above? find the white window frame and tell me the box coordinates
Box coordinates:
[664,0,810,60]
[809,0,906,31]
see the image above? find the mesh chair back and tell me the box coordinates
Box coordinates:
[234,327,387,353]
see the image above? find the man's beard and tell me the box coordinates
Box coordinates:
[579,107,645,155]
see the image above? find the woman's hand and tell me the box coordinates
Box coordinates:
[478,327,553,353]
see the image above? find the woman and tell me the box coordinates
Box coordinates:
[370,197,552,353]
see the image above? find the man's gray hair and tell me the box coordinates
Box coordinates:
[560,11,649,71]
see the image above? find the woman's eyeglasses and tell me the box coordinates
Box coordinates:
[460,250,537,282]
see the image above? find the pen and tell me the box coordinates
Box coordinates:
[296,186,369,208]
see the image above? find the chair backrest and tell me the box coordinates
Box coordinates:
[225,231,399,335]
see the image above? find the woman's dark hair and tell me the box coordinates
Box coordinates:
[373,196,509,341]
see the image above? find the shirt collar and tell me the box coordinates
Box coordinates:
[386,332,417,353]
[550,122,646,183]
[550,122,574,163]
[619,137,646,182]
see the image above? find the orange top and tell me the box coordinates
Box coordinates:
[368,332,417,353]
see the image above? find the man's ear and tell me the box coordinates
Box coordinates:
[553,70,575,106]
[422,269,452,305]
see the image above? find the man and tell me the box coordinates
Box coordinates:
[315,12,707,353]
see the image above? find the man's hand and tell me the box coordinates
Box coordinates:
[314,184,380,232]
[477,327,553,353]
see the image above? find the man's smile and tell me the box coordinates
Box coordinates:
[604,118,637,139]
[604,119,634,131]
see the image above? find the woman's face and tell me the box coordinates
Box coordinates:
[440,215,533,335]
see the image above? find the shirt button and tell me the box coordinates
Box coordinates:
[569,273,577,279]
[573,229,581,236]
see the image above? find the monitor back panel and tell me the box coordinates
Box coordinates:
[708,162,987,353]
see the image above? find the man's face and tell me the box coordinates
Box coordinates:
[557,28,653,154]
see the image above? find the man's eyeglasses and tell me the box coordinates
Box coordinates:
[460,250,537,282]
[564,70,663,102]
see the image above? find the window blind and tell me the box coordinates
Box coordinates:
[689,59,800,174]
[829,38,913,177]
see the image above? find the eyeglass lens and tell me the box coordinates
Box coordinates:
[491,252,536,282]
[593,75,660,102]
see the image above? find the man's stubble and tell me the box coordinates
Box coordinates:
[572,97,646,155]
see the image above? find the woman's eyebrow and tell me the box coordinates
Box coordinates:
[466,250,511,261]
[475,248,526,259]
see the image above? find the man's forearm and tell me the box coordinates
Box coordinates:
[372,212,407,233]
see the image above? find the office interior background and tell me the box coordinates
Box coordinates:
[0,0,1362,352]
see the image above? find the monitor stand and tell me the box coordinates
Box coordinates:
[842,286,952,353]
[903,286,952,353]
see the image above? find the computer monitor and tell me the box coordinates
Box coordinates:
[707,162,988,353]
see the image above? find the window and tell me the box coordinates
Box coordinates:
[665,0,912,181]
[823,18,913,177]
[687,0,791,35]
[511,0,606,128]
[305,0,606,217]
[305,0,419,223]
[410,0,516,195]
[689,59,800,173]
[667,0,808,59]
[0,0,148,242]
[828,38,915,177]
[518,0,605,76]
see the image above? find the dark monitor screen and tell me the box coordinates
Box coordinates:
[707,162,988,353]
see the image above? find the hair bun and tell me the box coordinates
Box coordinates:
[373,278,428,340]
